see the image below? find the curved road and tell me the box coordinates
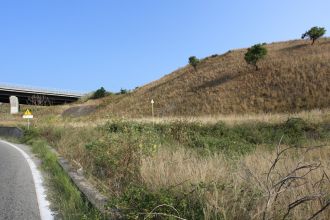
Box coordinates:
[0,141,51,220]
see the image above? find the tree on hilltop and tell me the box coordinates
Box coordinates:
[244,44,267,71]
[189,56,200,70]
[301,26,326,45]
[92,87,107,99]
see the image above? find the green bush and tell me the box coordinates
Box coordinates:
[109,185,205,220]
[20,127,40,144]
[84,121,162,189]
[302,26,326,45]
[188,56,200,70]
[92,87,107,99]
[120,88,128,94]
[281,117,320,146]
[85,138,141,190]
[97,118,326,158]
[244,44,267,70]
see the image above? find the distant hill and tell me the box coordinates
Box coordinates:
[97,38,330,117]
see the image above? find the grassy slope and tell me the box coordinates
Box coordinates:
[94,38,330,117]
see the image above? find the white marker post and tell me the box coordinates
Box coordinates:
[151,99,154,125]
[23,109,33,130]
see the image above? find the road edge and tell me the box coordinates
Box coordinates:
[48,146,122,219]
[0,140,53,220]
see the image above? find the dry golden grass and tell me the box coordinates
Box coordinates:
[88,38,330,117]
[133,108,330,125]
[141,147,229,190]
[141,145,330,219]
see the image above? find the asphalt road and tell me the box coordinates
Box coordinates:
[0,141,41,220]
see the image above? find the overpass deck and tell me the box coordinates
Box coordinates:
[0,84,83,105]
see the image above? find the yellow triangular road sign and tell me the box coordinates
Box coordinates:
[24,109,32,115]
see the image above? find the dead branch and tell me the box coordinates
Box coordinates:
[142,204,185,220]
[266,135,285,184]
[307,200,330,220]
[145,204,180,218]
[282,194,322,219]
[142,212,187,220]
[261,137,326,220]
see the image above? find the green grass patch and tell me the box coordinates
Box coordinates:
[100,117,329,156]
[20,128,104,220]
[109,184,206,220]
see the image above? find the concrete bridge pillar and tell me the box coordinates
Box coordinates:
[9,96,19,114]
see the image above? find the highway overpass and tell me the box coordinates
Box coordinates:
[0,84,83,105]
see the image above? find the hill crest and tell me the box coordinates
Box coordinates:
[95,38,330,117]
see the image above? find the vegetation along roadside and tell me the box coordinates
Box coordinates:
[19,129,105,220]
[21,117,330,219]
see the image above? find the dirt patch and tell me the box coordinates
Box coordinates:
[62,105,97,117]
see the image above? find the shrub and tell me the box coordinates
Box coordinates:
[188,56,200,70]
[84,120,162,190]
[120,88,128,94]
[302,26,326,45]
[109,184,205,219]
[244,44,268,71]
[84,136,141,190]
[92,87,107,99]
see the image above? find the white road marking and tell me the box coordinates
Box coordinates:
[0,140,53,220]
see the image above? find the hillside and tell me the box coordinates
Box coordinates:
[93,38,330,117]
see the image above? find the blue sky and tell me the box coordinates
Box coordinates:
[0,0,329,93]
